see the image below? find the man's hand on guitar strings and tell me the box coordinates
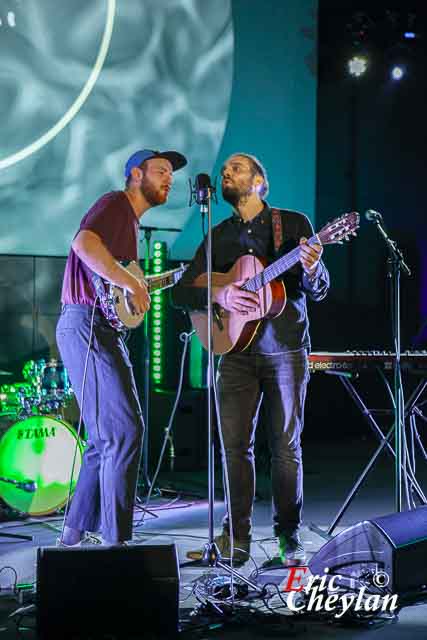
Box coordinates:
[299,236,323,275]
[213,279,260,315]
[126,276,151,315]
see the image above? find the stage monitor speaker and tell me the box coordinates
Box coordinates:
[309,506,427,595]
[36,543,179,639]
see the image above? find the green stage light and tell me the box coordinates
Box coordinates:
[148,240,168,385]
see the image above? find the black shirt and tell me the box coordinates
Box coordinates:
[172,203,330,353]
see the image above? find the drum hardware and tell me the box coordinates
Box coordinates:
[0,477,34,542]
[0,358,74,419]
[0,360,79,541]
[0,382,35,417]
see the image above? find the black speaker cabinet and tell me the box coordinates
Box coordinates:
[309,506,427,595]
[36,543,179,639]
[149,389,207,471]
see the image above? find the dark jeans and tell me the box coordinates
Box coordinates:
[217,349,309,540]
[56,304,144,543]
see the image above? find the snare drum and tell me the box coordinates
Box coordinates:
[0,415,84,515]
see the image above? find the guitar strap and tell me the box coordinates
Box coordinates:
[271,208,283,254]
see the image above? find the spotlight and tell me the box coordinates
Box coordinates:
[391,65,405,80]
[404,32,416,39]
[348,56,368,77]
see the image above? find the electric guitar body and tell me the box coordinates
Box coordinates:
[190,255,286,354]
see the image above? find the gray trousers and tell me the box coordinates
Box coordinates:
[56,304,144,543]
[217,349,309,540]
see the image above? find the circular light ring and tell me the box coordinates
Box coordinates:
[0,0,116,171]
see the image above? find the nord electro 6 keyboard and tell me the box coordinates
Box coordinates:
[308,351,427,374]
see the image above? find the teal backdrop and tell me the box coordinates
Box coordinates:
[175,0,318,258]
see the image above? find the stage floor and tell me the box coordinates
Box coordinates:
[1,437,427,638]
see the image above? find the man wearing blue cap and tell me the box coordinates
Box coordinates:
[56,149,187,546]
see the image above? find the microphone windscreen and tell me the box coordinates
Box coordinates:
[195,173,211,189]
[195,173,212,204]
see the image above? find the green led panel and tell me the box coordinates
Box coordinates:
[150,241,167,385]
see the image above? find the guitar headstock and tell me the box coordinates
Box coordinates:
[317,211,360,245]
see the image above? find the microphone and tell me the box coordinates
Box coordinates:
[17,480,37,493]
[365,209,383,223]
[0,476,37,492]
[188,173,217,211]
[195,173,212,205]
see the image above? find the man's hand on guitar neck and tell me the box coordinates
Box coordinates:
[299,236,323,277]
[213,279,259,315]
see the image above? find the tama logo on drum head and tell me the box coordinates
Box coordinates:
[17,427,57,440]
[0,415,83,516]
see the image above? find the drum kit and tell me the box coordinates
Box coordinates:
[0,359,83,517]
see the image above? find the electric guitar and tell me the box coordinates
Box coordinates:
[96,261,187,331]
[189,212,359,354]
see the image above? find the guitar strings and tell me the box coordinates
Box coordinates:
[241,213,355,293]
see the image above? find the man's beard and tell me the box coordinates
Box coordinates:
[140,177,168,207]
[222,182,252,207]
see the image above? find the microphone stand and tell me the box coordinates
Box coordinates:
[371,215,411,511]
[204,185,216,562]
[138,225,182,492]
[0,477,33,541]
[189,176,263,601]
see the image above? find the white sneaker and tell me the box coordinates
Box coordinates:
[56,533,102,547]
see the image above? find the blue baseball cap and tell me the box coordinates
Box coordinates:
[124,149,187,177]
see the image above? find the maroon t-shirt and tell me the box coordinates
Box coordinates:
[61,191,139,305]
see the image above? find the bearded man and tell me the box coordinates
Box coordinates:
[56,149,187,546]
[173,152,329,566]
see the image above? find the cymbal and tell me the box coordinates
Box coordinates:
[0,370,12,376]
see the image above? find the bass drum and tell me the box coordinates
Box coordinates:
[0,416,84,516]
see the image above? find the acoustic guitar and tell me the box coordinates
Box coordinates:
[189,212,359,354]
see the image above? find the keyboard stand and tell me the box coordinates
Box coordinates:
[310,372,427,540]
